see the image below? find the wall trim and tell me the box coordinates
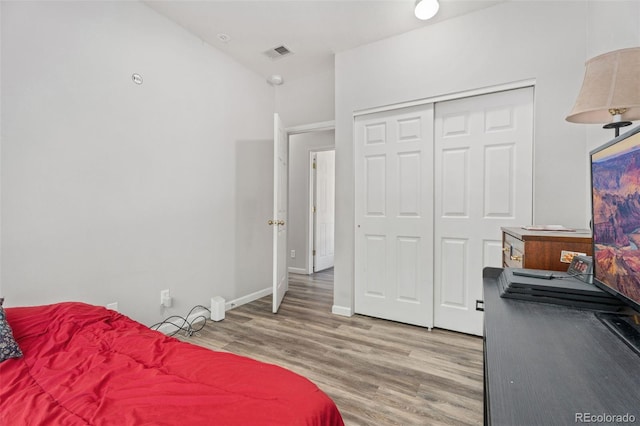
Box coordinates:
[225,286,272,311]
[332,305,353,317]
[155,297,352,333]
[353,78,537,117]
[288,267,308,275]
[287,120,335,135]
[308,152,316,276]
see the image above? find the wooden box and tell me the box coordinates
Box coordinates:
[501,227,593,271]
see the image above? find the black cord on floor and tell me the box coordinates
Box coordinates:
[150,305,211,337]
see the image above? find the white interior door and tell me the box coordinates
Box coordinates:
[272,113,288,313]
[354,104,434,328]
[433,87,534,335]
[313,150,335,272]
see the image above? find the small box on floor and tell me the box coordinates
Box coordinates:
[210,296,225,321]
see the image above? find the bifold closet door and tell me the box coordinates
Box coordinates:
[433,87,534,336]
[354,104,434,328]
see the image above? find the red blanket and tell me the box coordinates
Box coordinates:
[0,302,344,425]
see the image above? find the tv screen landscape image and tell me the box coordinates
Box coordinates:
[591,126,640,311]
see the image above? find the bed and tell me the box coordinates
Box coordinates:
[0,301,344,425]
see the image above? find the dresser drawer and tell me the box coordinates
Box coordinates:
[503,233,524,268]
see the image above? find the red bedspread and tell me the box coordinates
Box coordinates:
[0,302,344,425]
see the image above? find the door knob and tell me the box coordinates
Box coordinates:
[278,220,285,226]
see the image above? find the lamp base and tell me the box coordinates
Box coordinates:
[603,120,632,137]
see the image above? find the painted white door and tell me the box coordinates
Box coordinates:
[272,113,288,313]
[313,150,335,272]
[433,87,534,335]
[354,104,434,327]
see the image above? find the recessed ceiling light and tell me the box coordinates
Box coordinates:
[217,33,231,43]
[415,0,440,20]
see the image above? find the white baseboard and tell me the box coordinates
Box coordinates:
[332,305,353,317]
[288,267,308,275]
[225,286,272,311]
[154,287,273,334]
[158,285,342,334]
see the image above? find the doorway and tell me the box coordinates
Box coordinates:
[287,128,335,275]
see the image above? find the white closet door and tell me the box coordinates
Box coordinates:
[434,87,534,335]
[354,104,434,328]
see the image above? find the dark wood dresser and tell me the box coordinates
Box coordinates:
[502,227,592,271]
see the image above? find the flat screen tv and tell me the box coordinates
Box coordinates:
[590,124,640,355]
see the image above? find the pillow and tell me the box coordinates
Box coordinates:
[0,298,23,362]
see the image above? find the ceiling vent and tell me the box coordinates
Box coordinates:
[263,45,293,60]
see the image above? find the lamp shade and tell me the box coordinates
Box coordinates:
[566,47,640,124]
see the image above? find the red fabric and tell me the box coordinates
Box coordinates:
[0,303,344,426]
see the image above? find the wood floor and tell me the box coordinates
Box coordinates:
[179,269,484,425]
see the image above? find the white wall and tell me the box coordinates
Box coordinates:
[275,69,335,128]
[235,140,273,298]
[585,0,640,153]
[0,1,274,324]
[273,65,336,275]
[288,130,335,273]
[333,0,640,314]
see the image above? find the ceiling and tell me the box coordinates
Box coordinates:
[144,0,505,84]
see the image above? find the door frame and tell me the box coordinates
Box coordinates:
[286,120,335,275]
[353,79,537,118]
[308,148,336,273]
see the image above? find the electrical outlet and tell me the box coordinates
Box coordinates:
[160,289,170,306]
[290,250,296,258]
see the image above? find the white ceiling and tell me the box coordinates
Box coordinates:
[145,0,505,84]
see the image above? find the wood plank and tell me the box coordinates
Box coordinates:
[179,269,483,425]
